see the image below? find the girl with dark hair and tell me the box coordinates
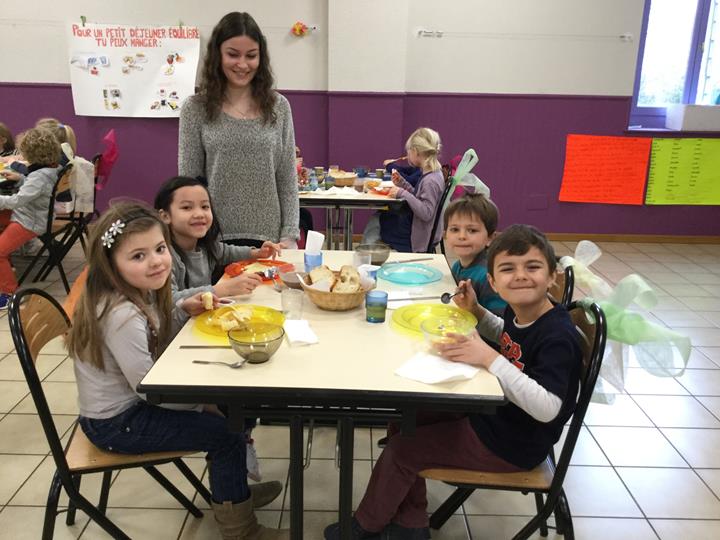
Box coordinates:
[178,12,300,249]
[153,176,281,303]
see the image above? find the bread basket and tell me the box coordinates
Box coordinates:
[328,171,357,187]
[299,272,372,311]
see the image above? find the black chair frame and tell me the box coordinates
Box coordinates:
[425,178,454,254]
[425,301,606,540]
[8,288,212,540]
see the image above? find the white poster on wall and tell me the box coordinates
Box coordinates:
[67,22,200,117]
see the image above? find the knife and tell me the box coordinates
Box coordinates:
[383,257,435,265]
[179,345,232,349]
[386,296,441,302]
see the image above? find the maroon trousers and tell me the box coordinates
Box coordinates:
[354,414,523,531]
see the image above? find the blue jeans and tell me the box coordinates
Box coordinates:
[79,401,249,504]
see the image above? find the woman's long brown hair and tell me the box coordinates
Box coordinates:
[67,202,173,370]
[198,11,277,124]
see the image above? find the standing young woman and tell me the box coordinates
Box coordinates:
[179,12,299,248]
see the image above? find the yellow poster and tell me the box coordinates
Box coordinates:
[645,138,720,205]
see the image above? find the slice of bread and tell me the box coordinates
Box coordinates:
[333,265,361,293]
[309,265,335,286]
[201,291,214,310]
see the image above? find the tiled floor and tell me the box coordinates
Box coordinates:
[1,241,720,539]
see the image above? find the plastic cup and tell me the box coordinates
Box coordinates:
[365,290,388,323]
[304,252,323,273]
[281,289,304,320]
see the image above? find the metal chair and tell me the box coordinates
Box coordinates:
[419,301,606,540]
[426,179,455,254]
[548,265,575,307]
[8,288,212,540]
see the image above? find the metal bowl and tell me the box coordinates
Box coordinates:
[355,243,391,265]
[228,323,285,364]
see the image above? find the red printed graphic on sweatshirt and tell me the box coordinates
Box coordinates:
[500,332,525,371]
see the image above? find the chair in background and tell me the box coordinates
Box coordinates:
[17,164,77,292]
[8,288,212,540]
[426,179,455,254]
[419,301,606,540]
[548,265,575,307]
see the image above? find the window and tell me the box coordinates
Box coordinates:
[631,0,719,128]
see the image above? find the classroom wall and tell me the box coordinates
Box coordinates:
[2,0,717,236]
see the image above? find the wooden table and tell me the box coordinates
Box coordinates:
[138,250,505,539]
[298,191,407,250]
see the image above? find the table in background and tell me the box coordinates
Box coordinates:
[299,191,407,250]
[138,250,505,540]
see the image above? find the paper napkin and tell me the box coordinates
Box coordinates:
[395,352,479,384]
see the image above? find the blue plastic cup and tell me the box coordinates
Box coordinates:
[365,290,388,323]
[304,252,323,273]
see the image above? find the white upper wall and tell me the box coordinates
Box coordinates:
[0,0,644,96]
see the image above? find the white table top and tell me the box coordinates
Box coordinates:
[139,250,504,408]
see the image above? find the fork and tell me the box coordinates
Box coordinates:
[192,359,246,369]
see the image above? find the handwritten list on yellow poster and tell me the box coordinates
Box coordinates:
[646,138,720,205]
[558,135,652,205]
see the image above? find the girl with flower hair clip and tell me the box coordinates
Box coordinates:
[67,202,289,539]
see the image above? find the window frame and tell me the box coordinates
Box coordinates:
[630,0,713,128]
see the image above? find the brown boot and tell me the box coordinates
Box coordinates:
[249,481,283,509]
[212,497,290,540]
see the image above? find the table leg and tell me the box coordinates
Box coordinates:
[290,415,304,540]
[344,208,353,251]
[325,208,333,251]
[338,417,354,539]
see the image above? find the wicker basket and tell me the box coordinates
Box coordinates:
[329,171,357,187]
[300,272,371,311]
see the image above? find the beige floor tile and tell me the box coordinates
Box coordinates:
[617,467,720,519]
[563,466,642,517]
[464,515,564,539]
[696,469,720,499]
[638,271,689,285]
[699,347,720,364]
[672,327,720,347]
[0,380,29,413]
[676,369,720,395]
[661,428,720,468]
[40,335,69,356]
[662,262,712,274]
[80,507,189,539]
[9,455,114,507]
[623,369,689,395]
[0,454,44,505]
[12,381,78,415]
[691,273,720,285]
[651,518,720,540]
[280,457,372,511]
[302,425,373,461]
[107,458,208,509]
[700,284,720,297]
[0,352,66,381]
[250,424,291,459]
[683,349,720,369]
[652,310,716,328]
[700,311,720,327]
[679,297,720,311]
[44,357,77,382]
[572,517,658,540]
[659,283,710,297]
[0,330,16,354]
[697,396,720,418]
[633,395,720,428]
[0,505,88,540]
[554,426,610,466]
[462,487,539,516]
[584,395,654,426]
[635,243,673,254]
[180,508,282,539]
[589,426,686,467]
[0,413,75,454]
[622,252,660,263]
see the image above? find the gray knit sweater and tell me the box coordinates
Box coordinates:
[178,93,299,243]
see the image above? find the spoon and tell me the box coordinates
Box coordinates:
[440,291,459,304]
[192,359,246,369]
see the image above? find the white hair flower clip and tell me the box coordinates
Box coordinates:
[101,219,126,248]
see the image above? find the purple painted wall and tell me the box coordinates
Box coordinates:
[1,83,717,236]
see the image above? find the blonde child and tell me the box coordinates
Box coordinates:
[0,128,61,308]
[153,176,281,303]
[444,193,507,316]
[35,117,77,159]
[67,202,289,539]
[324,225,582,539]
[380,127,445,252]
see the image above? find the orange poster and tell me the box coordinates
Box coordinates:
[558,134,652,205]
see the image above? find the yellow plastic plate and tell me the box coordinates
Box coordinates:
[193,305,285,344]
[391,303,477,339]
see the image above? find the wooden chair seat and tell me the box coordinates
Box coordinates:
[420,456,555,491]
[66,426,197,473]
